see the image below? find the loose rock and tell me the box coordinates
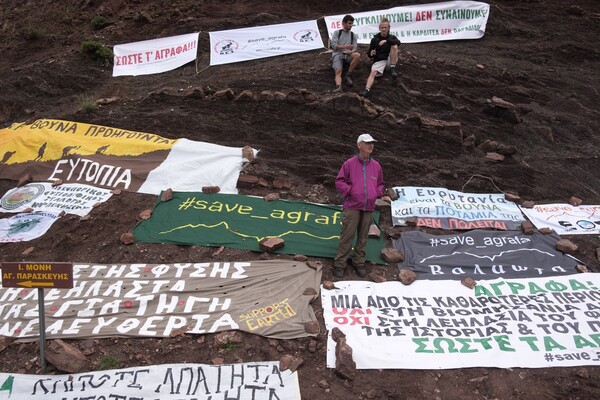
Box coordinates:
[485,152,505,162]
[120,232,135,245]
[368,272,386,283]
[139,209,152,219]
[461,277,477,289]
[263,193,280,202]
[368,224,381,238]
[556,239,578,254]
[381,248,404,263]
[331,327,356,380]
[306,260,322,270]
[576,264,589,273]
[323,280,336,290]
[521,221,535,235]
[160,188,173,202]
[238,175,259,186]
[521,200,535,208]
[398,268,417,285]
[202,186,220,194]
[259,237,284,252]
[45,339,90,373]
[569,196,582,206]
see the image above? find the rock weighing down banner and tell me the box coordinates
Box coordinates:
[323,274,600,369]
[113,32,199,76]
[394,231,581,280]
[0,211,60,243]
[133,192,386,263]
[325,1,489,44]
[0,119,256,195]
[520,203,600,235]
[0,260,321,340]
[209,20,324,66]
[0,362,301,400]
[391,186,525,230]
[1,182,112,217]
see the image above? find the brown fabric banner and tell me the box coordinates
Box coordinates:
[0,260,321,340]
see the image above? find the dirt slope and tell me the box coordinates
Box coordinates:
[1,0,600,399]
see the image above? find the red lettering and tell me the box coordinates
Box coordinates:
[349,316,366,325]
[332,307,348,315]
[416,11,432,21]
[417,218,442,228]
[441,28,452,35]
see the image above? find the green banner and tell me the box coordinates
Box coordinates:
[133,192,386,263]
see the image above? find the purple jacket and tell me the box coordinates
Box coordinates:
[336,155,385,211]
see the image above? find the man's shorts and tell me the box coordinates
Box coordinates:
[332,52,353,71]
[371,58,391,74]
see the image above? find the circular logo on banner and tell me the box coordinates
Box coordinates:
[577,220,596,230]
[1,183,45,210]
[214,40,238,55]
[294,29,317,43]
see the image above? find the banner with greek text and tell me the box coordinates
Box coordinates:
[324,1,489,44]
[0,211,60,243]
[394,231,581,280]
[520,203,600,235]
[209,20,324,66]
[0,119,256,195]
[323,274,600,369]
[0,260,321,340]
[391,186,525,230]
[1,183,112,217]
[113,32,199,76]
[132,192,385,263]
[0,361,301,400]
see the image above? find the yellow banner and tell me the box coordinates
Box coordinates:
[0,119,177,164]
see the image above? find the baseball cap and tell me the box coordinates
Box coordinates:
[357,133,377,144]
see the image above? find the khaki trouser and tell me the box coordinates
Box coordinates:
[334,208,373,269]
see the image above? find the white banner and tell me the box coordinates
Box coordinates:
[391,186,525,229]
[520,203,600,235]
[209,20,324,66]
[113,32,199,77]
[0,211,60,243]
[0,362,301,400]
[1,183,112,216]
[324,1,490,44]
[323,274,600,369]
[138,138,252,195]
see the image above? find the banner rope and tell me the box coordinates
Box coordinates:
[461,174,505,194]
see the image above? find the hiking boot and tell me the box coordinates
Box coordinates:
[344,75,354,86]
[390,68,398,79]
[334,267,344,278]
[333,85,343,93]
[353,264,367,277]
[359,89,370,98]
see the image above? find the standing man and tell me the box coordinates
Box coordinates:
[331,14,361,93]
[334,133,389,278]
[359,18,401,98]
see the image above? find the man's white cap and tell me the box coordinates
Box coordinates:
[357,133,377,143]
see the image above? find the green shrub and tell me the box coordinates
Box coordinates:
[80,40,113,67]
[219,340,241,352]
[96,356,120,371]
[78,97,97,113]
[23,27,46,41]
[91,15,108,30]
